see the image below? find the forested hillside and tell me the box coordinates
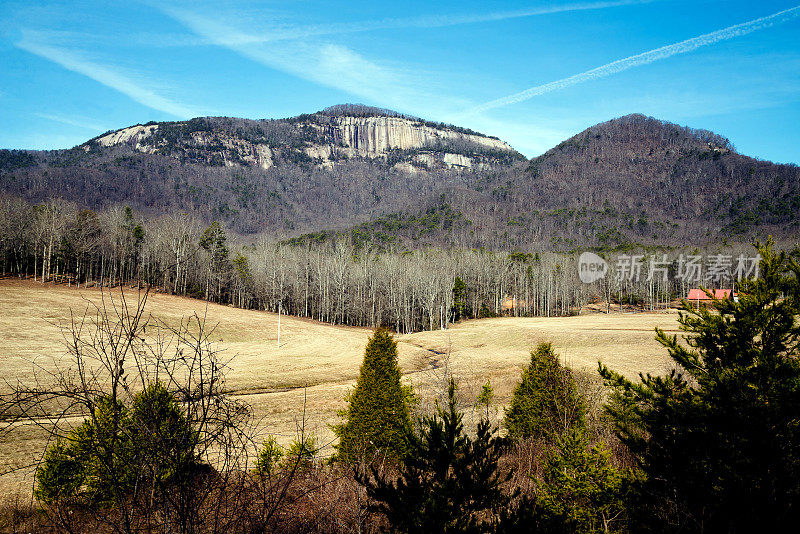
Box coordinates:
[1,108,797,248]
[461,114,800,249]
[0,105,522,236]
[336,114,800,250]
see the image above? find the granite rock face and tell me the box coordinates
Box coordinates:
[88,112,519,171]
[96,124,158,150]
[320,115,513,155]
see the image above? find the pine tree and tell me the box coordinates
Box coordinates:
[358,379,512,533]
[256,436,284,475]
[199,220,228,260]
[199,220,229,301]
[499,428,628,534]
[599,239,800,532]
[452,276,468,321]
[505,342,585,440]
[536,428,627,533]
[35,382,195,506]
[476,379,495,419]
[333,327,412,462]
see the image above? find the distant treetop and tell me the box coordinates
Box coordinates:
[609,114,735,152]
[319,103,420,120]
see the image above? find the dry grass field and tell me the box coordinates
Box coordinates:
[0,279,680,496]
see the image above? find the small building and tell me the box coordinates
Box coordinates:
[501,297,526,312]
[687,288,737,303]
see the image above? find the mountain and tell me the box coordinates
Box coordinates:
[0,104,523,236]
[87,104,519,171]
[426,114,800,249]
[1,107,797,248]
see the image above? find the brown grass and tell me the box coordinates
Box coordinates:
[0,279,679,497]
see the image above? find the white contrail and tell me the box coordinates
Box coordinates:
[247,0,655,42]
[406,0,653,28]
[466,4,800,115]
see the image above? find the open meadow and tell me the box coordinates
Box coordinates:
[0,279,680,496]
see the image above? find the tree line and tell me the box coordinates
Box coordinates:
[0,196,586,333]
[2,196,754,333]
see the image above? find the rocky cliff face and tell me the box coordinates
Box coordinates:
[318,115,513,156]
[86,108,521,171]
[96,124,158,150]
[92,124,275,169]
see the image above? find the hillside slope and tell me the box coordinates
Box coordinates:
[290,115,799,250]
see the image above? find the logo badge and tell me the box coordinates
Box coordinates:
[578,252,608,283]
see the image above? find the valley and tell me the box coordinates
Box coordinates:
[0,278,677,496]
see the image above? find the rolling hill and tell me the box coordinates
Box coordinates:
[0,278,677,495]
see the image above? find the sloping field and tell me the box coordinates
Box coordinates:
[0,279,679,495]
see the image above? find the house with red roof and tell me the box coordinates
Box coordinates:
[687,288,737,304]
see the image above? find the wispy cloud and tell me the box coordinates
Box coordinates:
[39,0,656,50]
[161,0,656,45]
[158,2,659,141]
[160,7,464,116]
[465,4,800,115]
[16,31,199,118]
[35,113,107,132]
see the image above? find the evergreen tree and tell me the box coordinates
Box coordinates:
[199,220,228,267]
[199,220,229,301]
[256,436,284,475]
[599,239,800,532]
[35,382,195,506]
[536,428,628,533]
[283,435,319,471]
[358,379,511,533]
[499,429,628,534]
[129,381,196,487]
[452,276,468,321]
[505,342,585,440]
[333,327,412,462]
[476,379,495,419]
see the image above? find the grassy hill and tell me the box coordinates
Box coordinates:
[0,279,677,496]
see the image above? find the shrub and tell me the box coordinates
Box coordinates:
[283,436,318,472]
[130,381,196,484]
[35,382,195,506]
[36,396,133,505]
[256,436,284,475]
[35,439,85,504]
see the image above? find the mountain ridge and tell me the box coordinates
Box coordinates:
[1,107,797,248]
[80,105,522,172]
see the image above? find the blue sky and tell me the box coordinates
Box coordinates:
[1,0,799,163]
